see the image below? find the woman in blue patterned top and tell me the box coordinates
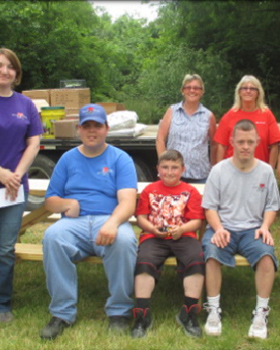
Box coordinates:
[156,74,217,183]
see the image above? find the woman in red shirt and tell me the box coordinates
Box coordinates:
[215,75,280,169]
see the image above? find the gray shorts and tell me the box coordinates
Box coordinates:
[202,227,278,270]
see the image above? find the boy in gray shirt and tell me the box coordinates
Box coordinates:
[202,119,279,339]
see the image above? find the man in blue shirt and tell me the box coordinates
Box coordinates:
[40,104,138,340]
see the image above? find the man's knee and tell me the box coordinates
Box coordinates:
[256,255,276,272]
[44,224,60,243]
[43,223,68,250]
[206,257,221,268]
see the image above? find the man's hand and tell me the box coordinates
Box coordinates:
[255,227,274,246]
[64,199,80,218]
[95,222,118,246]
[211,228,231,248]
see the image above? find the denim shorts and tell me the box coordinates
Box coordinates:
[202,227,278,270]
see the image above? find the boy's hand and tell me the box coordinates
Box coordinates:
[153,226,169,238]
[169,226,182,240]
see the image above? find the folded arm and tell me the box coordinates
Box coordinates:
[0,135,40,200]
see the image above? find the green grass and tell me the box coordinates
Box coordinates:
[1,216,280,349]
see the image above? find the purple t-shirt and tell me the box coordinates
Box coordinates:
[0,92,43,192]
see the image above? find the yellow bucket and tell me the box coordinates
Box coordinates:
[41,107,65,139]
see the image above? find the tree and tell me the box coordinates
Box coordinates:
[162,0,280,114]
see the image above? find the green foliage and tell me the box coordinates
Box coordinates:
[167,0,280,115]
[136,44,232,122]
[1,1,280,122]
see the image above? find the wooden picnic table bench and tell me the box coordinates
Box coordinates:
[15,179,249,266]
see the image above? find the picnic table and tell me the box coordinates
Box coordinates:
[15,179,249,266]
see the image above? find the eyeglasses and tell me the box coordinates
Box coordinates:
[239,87,259,92]
[183,86,203,91]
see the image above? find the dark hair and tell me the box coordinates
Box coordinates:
[233,119,258,137]
[158,149,185,166]
[0,48,22,86]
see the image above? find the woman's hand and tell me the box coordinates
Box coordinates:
[0,168,21,200]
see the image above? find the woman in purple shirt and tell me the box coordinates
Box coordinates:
[0,48,42,322]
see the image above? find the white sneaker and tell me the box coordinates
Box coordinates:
[248,307,270,339]
[203,303,222,336]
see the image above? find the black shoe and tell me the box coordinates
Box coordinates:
[40,316,71,340]
[109,316,130,333]
[131,308,152,338]
[176,304,202,338]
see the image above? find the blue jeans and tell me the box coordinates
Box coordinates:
[42,215,137,324]
[0,196,27,312]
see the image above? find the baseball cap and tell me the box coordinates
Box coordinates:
[79,104,107,125]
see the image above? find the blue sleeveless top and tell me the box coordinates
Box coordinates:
[166,101,212,179]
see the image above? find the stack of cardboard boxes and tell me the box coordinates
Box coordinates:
[22,89,126,139]
[22,88,91,115]
[23,88,90,139]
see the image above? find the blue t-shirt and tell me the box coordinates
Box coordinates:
[46,145,137,216]
[0,92,43,192]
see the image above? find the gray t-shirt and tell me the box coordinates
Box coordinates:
[202,158,280,231]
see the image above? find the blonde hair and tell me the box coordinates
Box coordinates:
[181,73,205,92]
[232,75,268,112]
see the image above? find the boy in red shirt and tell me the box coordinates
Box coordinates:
[131,150,205,338]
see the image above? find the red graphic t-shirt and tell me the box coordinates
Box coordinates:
[136,181,204,244]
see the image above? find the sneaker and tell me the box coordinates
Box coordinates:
[204,303,222,336]
[176,304,202,338]
[248,307,270,339]
[0,311,13,323]
[131,308,152,338]
[40,316,71,340]
[108,316,130,333]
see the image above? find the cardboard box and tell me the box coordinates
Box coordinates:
[65,112,79,119]
[31,99,49,113]
[64,108,80,117]
[22,90,51,104]
[53,119,79,139]
[96,102,126,115]
[50,88,90,109]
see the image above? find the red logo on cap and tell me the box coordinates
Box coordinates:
[88,107,94,113]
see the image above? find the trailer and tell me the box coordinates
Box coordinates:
[27,125,158,210]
